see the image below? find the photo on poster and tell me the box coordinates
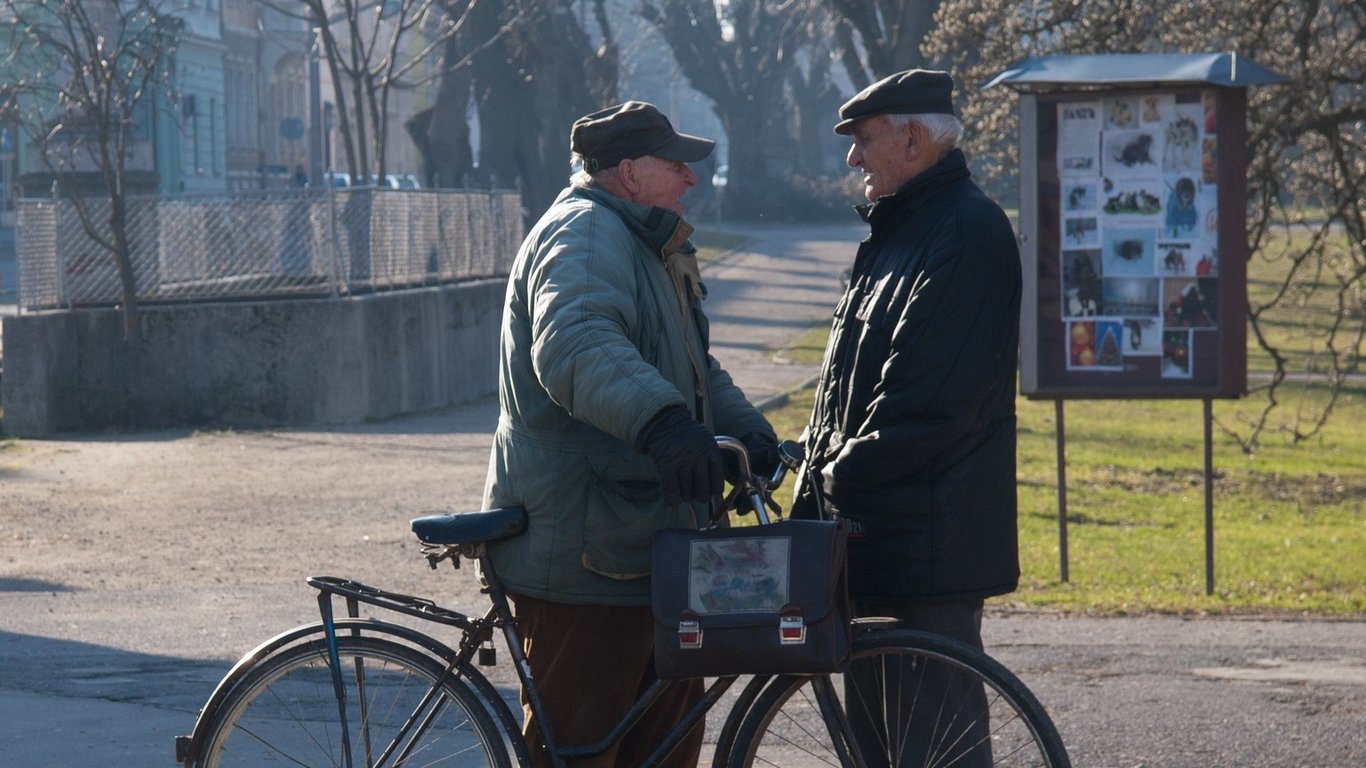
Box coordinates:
[1102,179,1163,218]
[1139,94,1174,126]
[1162,175,1200,238]
[1067,318,1125,371]
[1067,320,1097,368]
[1104,97,1139,130]
[1058,101,1101,177]
[1163,110,1202,173]
[1063,216,1100,248]
[1156,241,1195,276]
[1123,318,1161,356]
[1093,320,1125,368]
[1198,185,1219,236]
[1202,91,1217,133]
[1065,318,1120,368]
[1193,249,1217,277]
[1162,328,1194,379]
[1061,249,1103,317]
[1101,226,1156,277]
[1163,277,1219,329]
[1102,277,1160,317]
[1103,129,1163,180]
[1063,180,1099,212]
[1201,136,1218,184]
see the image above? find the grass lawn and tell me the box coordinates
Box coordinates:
[754,226,1364,617]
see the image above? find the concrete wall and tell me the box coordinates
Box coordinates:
[1,280,505,436]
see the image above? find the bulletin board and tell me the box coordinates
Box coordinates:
[1018,86,1248,400]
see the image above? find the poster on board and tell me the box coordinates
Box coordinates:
[1021,85,1247,399]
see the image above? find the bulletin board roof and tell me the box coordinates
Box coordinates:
[983,52,1288,91]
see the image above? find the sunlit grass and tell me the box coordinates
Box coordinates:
[760,380,1365,616]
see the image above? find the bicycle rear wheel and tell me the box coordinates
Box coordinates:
[729,629,1070,767]
[192,635,510,767]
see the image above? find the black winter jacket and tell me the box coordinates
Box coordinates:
[794,149,1022,603]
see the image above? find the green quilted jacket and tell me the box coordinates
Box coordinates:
[482,184,773,605]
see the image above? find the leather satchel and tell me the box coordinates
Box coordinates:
[651,519,851,680]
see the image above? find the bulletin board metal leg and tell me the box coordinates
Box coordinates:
[1203,398,1215,596]
[1055,399,1069,583]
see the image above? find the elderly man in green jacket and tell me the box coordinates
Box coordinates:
[482,101,777,768]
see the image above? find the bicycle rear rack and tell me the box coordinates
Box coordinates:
[308,575,477,631]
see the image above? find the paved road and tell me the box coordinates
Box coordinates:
[1,223,1363,767]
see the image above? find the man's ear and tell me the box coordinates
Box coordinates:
[904,120,922,156]
[617,158,640,193]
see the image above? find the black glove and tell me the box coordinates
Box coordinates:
[740,432,781,481]
[723,432,780,484]
[635,406,724,503]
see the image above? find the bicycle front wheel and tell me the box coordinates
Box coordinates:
[193,635,511,768]
[729,629,1070,767]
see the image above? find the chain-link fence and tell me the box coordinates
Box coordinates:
[12,187,523,311]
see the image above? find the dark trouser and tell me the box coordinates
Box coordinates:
[508,593,705,768]
[847,599,991,768]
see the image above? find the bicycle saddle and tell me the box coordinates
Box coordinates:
[411,506,527,545]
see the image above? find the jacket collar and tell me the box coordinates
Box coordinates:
[856,148,971,225]
[569,184,695,259]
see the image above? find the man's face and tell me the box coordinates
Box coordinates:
[846,115,917,202]
[622,155,698,216]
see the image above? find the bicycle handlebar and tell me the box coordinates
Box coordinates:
[714,436,804,525]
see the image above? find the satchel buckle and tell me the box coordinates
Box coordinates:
[678,619,703,649]
[779,614,806,645]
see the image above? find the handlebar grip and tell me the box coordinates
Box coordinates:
[775,440,804,470]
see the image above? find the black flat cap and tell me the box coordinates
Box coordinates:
[834,69,956,135]
[571,101,715,172]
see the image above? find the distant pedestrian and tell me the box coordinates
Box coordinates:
[291,164,307,188]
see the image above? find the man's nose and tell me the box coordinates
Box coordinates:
[682,165,697,187]
[846,145,860,169]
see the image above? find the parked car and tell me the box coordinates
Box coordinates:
[368,174,422,190]
[322,172,351,188]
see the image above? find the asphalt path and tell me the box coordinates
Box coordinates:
[1,223,1363,766]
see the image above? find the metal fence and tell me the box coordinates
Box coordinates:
[12,187,524,311]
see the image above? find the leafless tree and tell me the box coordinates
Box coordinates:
[821,0,942,88]
[265,0,503,182]
[639,0,834,220]
[1,0,181,336]
[927,0,1363,450]
[411,0,616,223]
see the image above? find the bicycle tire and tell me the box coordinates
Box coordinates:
[192,634,512,768]
[728,629,1070,768]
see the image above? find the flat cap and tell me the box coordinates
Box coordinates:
[834,69,956,135]
[571,101,715,173]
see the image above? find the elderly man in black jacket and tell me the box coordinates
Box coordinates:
[794,69,1022,766]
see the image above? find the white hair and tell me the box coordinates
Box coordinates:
[886,113,963,150]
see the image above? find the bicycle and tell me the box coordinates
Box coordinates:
[175,438,1070,767]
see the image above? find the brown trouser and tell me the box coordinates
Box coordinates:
[509,593,706,768]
